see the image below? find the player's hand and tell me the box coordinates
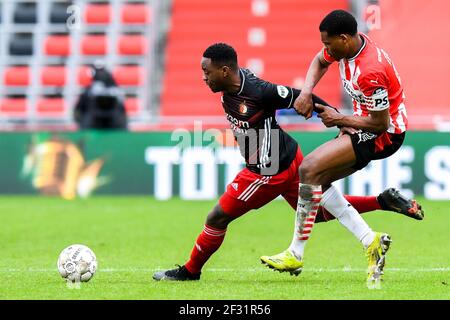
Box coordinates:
[315,103,344,127]
[338,126,359,137]
[293,91,314,119]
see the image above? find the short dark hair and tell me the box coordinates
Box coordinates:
[319,10,358,36]
[203,43,238,70]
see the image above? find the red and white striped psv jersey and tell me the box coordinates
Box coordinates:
[322,33,407,134]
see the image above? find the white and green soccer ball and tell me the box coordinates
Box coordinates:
[57,244,97,282]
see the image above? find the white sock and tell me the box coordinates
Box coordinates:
[321,185,375,248]
[288,183,322,260]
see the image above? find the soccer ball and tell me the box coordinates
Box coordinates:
[57,244,97,282]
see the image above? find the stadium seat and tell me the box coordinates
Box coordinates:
[36,97,66,116]
[113,66,144,86]
[49,2,71,24]
[13,2,37,24]
[117,35,148,55]
[161,0,346,116]
[41,66,67,86]
[84,3,111,24]
[77,66,93,87]
[0,97,28,116]
[4,66,30,86]
[121,4,151,24]
[124,96,141,116]
[0,1,153,127]
[369,0,450,117]
[81,35,108,55]
[44,35,71,56]
[9,33,33,56]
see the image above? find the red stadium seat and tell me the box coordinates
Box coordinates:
[44,35,71,56]
[369,0,450,117]
[81,35,108,55]
[124,97,142,116]
[4,66,30,86]
[121,4,151,24]
[41,66,66,86]
[77,66,93,87]
[84,4,111,24]
[0,98,28,116]
[117,35,148,55]
[36,97,66,115]
[113,66,144,86]
[161,0,346,117]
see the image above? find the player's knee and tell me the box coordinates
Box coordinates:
[206,204,233,229]
[299,155,321,182]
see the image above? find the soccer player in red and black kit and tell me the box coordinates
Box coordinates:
[153,43,423,282]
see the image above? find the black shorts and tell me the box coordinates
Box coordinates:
[348,131,406,170]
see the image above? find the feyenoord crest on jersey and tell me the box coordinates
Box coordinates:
[239,102,248,114]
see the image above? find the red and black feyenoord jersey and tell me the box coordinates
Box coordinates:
[221,68,324,176]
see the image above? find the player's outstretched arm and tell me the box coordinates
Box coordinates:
[316,71,392,133]
[315,104,390,134]
[293,51,331,119]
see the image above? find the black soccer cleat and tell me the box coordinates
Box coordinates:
[153,265,201,281]
[377,188,424,220]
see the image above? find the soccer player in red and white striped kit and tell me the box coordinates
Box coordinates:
[263,10,417,286]
[153,42,423,282]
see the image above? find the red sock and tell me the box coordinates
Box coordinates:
[184,224,226,274]
[316,195,381,223]
[344,195,381,213]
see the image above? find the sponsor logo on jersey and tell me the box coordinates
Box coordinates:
[277,85,289,98]
[343,80,367,104]
[226,113,250,134]
[226,113,249,129]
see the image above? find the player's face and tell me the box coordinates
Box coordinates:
[321,31,349,60]
[201,57,227,93]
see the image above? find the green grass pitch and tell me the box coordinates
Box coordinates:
[0,196,449,300]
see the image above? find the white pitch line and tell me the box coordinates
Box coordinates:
[0,267,449,273]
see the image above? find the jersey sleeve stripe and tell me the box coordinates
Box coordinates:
[287,87,294,108]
